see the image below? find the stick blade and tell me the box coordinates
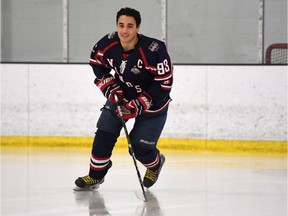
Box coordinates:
[135,190,147,202]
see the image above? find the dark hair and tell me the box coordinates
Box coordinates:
[116,7,141,27]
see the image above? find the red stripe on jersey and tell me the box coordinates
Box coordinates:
[145,99,171,114]
[161,84,172,90]
[93,41,119,64]
[154,72,173,81]
[139,47,157,75]
[102,41,119,54]
[90,58,105,66]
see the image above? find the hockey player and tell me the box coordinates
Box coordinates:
[74,7,173,190]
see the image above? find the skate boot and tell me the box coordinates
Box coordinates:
[74,161,112,191]
[74,175,104,191]
[143,154,165,188]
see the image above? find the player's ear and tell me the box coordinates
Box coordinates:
[136,25,140,32]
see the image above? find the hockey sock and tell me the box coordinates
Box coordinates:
[89,129,117,179]
[133,145,160,171]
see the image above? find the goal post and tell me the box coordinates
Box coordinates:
[265,43,288,64]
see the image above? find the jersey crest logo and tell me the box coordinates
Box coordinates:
[148,41,159,52]
[131,66,141,75]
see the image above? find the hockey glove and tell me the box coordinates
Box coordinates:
[94,74,124,103]
[120,93,152,120]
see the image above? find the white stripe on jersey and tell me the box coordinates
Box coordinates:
[90,58,103,65]
[161,84,172,90]
[145,99,171,114]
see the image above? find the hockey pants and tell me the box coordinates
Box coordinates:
[89,100,168,180]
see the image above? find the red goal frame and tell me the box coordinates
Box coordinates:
[265,43,288,64]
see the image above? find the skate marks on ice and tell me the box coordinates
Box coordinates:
[74,190,163,216]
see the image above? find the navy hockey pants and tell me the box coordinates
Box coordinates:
[89,100,168,179]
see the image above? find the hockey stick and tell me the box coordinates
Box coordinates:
[115,96,147,202]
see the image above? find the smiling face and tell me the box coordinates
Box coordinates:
[117,15,140,51]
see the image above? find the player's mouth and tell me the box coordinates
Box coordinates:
[121,34,130,39]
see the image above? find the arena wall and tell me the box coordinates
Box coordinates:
[1,64,287,153]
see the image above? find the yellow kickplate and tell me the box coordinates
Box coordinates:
[1,136,287,155]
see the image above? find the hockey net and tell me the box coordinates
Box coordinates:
[265,43,288,64]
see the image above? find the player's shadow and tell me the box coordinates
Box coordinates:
[135,190,164,216]
[74,190,110,216]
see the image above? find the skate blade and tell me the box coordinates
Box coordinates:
[73,185,100,191]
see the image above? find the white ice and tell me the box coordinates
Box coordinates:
[1,149,287,216]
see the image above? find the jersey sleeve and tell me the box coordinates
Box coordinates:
[145,41,173,107]
[89,37,112,79]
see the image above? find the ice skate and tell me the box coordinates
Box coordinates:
[74,175,105,191]
[143,154,165,188]
[74,161,112,191]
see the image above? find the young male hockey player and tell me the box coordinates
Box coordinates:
[74,7,173,190]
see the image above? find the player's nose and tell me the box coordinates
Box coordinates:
[122,29,127,34]
[122,26,129,33]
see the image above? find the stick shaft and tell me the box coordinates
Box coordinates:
[116,103,147,201]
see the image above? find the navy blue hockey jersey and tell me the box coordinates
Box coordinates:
[89,31,173,114]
